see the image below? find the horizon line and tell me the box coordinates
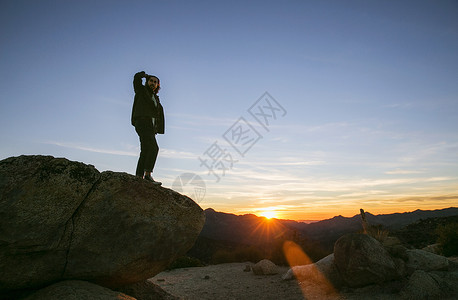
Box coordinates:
[204,206,458,222]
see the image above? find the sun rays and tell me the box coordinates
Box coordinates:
[260,210,277,219]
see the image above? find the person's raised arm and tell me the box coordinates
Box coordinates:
[133,71,147,93]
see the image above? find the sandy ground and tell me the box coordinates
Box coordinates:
[150,263,342,300]
[150,261,458,300]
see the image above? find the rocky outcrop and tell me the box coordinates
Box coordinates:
[400,270,445,299]
[0,155,205,297]
[406,249,449,272]
[284,232,458,299]
[334,233,399,287]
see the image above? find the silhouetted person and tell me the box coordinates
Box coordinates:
[131,71,165,185]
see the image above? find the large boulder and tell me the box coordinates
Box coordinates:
[406,249,449,272]
[0,155,205,296]
[333,233,399,287]
[23,280,135,300]
[400,270,444,300]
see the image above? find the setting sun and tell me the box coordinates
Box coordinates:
[260,211,277,219]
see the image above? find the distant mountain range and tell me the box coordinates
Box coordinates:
[202,207,458,242]
[188,207,458,263]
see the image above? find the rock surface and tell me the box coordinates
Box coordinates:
[114,280,180,300]
[0,155,205,296]
[400,270,444,299]
[282,233,458,299]
[252,259,278,275]
[406,249,449,272]
[333,233,399,287]
[22,280,135,300]
[283,254,344,289]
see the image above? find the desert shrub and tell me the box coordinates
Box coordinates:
[234,246,264,262]
[270,241,289,266]
[301,241,330,262]
[211,249,234,264]
[211,246,263,264]
[367,225,390,243]
[270,236,330,266]
[168,255,204,270]
[436,222,458,256]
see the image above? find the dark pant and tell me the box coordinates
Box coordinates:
[134,118,159,177]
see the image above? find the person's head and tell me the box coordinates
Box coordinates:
[146,75,160,94]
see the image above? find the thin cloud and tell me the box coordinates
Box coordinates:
[168,112,238,127]
[44,141,197,160]
[307,122,350,132]
[160,148,198,159]
[383,102,414,109]
[44,141,138,157]
[235,160,326,169]
[385,169,424,175]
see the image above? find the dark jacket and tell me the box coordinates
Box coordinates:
[131,71,165,134]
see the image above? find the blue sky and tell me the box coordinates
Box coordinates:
[1,0,457,220]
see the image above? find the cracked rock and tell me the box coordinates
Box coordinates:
[0,155,205,297]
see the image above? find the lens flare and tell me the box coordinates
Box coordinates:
[283,240,339,298]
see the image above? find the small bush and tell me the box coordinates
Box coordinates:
[211,246,263,264]
[436,222,458,256]
[367,225,390,243]
[211,249,234,264]
[168,256,204,270]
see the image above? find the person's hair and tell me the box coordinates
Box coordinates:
[146,75,161,94]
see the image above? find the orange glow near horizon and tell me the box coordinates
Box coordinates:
[216,203,457,222]
[248,215,286,244]
[259,210,277,219]
[204,192,458,221]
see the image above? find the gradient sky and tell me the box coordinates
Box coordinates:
[1,0,457,220]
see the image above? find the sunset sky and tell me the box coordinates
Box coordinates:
[1,1,457,220]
